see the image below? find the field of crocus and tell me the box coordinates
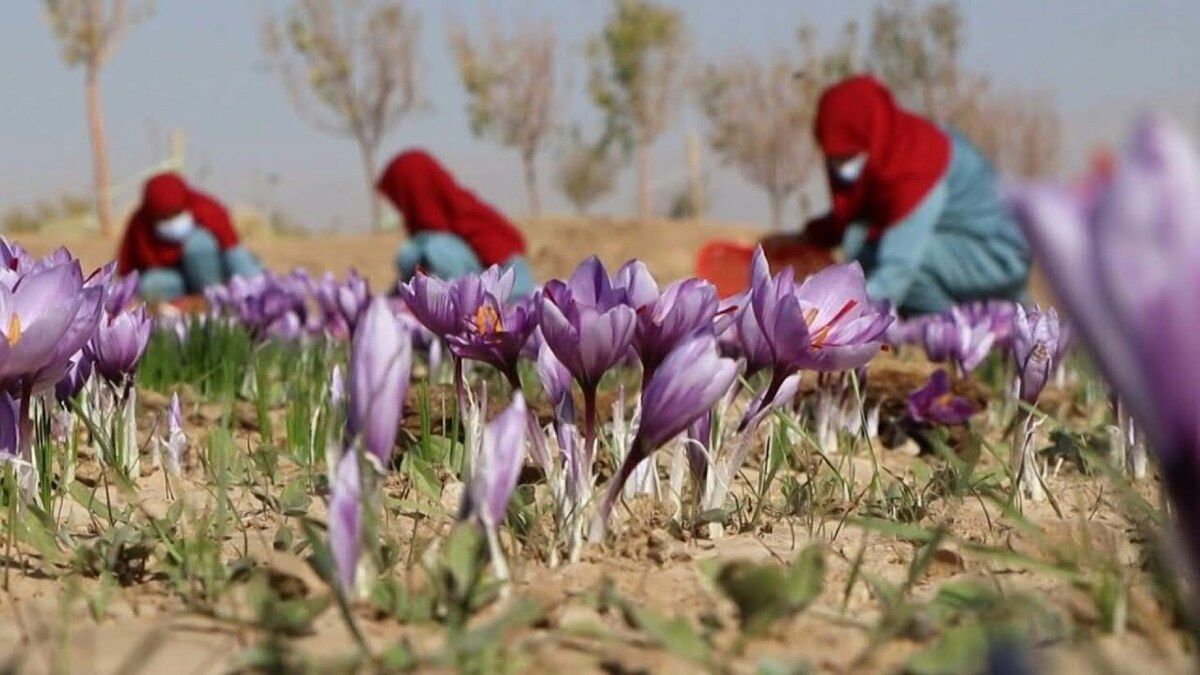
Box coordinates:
[2,117,1199,675]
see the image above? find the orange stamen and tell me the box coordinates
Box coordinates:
[473,304,503,334]
[808,299,859,347]
[5,314,20,347]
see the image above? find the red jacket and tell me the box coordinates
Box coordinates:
[805,75,951,247]
[117,172,240,275]
[376,149,526,266]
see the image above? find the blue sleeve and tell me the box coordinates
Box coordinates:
[864,182,948,305]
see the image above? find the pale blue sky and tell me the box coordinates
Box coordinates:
[1,1,1197,230]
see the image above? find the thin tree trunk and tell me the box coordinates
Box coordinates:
[85,65,114,238]
[522,150,541,217]
[767,188,784,231]
[635,142,651,221]
[358,140,381,232]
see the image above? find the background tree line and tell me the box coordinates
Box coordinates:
[41,0,1060,236]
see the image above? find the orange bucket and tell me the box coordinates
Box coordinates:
[695,239,836,298]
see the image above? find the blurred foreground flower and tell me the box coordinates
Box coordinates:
[347,297,413,470]
[1009,114,1200,568]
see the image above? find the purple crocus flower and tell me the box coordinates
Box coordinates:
[87,304,152,385]
[615,261,719,379]
[328,449,362,594]
[744,260,891,422]
[55,350,93,404]
[334,269,370,332]
[347,297,413,469]
[465,392,528,529]
[921,308,995,373]
[1010,305,1063,404]
[104,270,140,315]
[1008,114,1200,567]
[445,292,537,388]
[310,272,350,339]
[920,315,955,362]
[723,247,775,376]
[0,259,104,395]
[537,257,637,391]
[594,332,740,533]
[948,307,997,372]
[907,370,975,425]
[158,391,186,475]
[396,274,464,340]
[963,300,1019,350]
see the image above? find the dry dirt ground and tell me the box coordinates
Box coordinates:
[0,220,1152,674]
[14,215,1055,304]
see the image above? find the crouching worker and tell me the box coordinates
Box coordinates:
[117,172,263,302]
[376,149,535,298]
[763,75,1031,317]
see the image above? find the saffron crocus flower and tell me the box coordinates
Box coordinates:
[103,270,140,315]
[538,257,637,391]
[594,332,740,534]
[907,370,975,425]
[347,297,413,470]
[461,392,528,583]
[0,259,104,395]
[615,261,720,379]
[87,304,152,385]
[721,247,775,376]
[155,391,187,475]
[54,350,93,404]
[328,449,362,594]
[1009,114,1200,511]
[1010,305,1063,404]
[746,260,891,421]
[395,273,461,339]
[950,307,998,372]
[445,292,537,388]
[466,392,528,530]
[337,269,370,332]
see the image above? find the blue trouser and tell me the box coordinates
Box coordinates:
[844,128,1030,317]
[396,231,536,298]
[138,229,263,301]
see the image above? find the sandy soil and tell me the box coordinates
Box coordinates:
[0,221,1149,674]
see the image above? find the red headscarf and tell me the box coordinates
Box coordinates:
[376,150,526,267]
[116,172,241,275]
[804,75,951,247]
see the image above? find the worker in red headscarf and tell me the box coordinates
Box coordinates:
[117,172,263,301]
[763,75,1031,316]
[376,149,534,296]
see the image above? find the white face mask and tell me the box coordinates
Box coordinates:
[833,152,869,184]
[155,211,196,243]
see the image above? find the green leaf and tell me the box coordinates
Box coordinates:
[904,622,988,675]
[785,544,826,610]
[622,602,711,665]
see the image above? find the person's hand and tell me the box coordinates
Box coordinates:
[758,231,803,254]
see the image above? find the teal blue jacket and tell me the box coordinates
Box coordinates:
[840,128,1030,315]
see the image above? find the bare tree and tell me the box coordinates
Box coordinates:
[43,0,151,238]
[697,25,856,230]
[865,0,1060,177]
[449,14,556,217]
[261,0,422,231]
[587,0,687,220]
[555,129,619,215]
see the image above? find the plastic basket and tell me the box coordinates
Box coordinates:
[695,239,836,298]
